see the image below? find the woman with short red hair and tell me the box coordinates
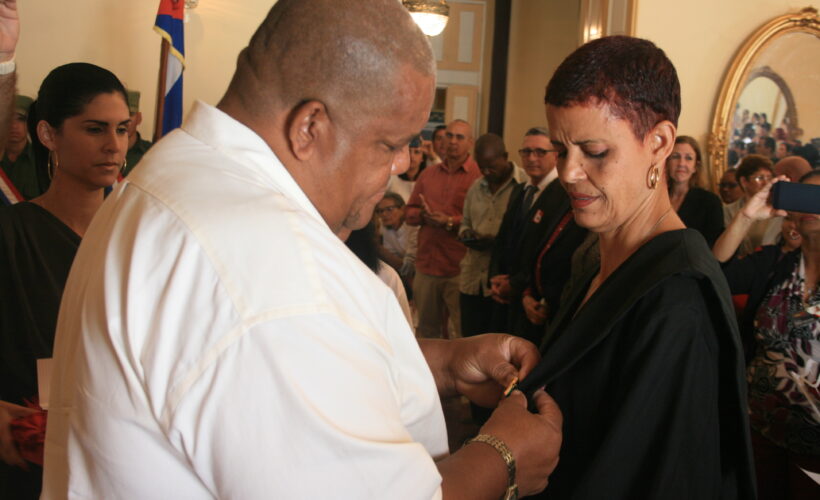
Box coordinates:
[519,36,755,499]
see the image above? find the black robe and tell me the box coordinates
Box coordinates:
[520,229,755,500]
[677,187,724,248]
[0,202,80,500]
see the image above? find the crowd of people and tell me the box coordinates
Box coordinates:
[0,0,818,499]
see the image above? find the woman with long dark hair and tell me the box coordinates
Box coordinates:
[0,62,130,498]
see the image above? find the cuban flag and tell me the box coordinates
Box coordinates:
[0,168,23,205]
[154,0,185,136]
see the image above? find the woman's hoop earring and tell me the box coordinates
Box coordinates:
[121,158,127,174]
[648,165,660,189]
[48,151,59,180]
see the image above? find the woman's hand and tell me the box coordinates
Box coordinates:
[713,175,789,262]
[739,175,788,221]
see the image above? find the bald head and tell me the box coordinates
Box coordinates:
[475,133,506,159]
[222,0,434,129]
[475,133,511,185]
[774,156,812,182]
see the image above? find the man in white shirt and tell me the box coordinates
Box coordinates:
[459,134,526,336]
[41,1,561,499]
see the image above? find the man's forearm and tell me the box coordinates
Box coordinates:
[437,441,508,500]
[418,338,455,396]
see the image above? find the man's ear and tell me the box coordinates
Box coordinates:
[37,120,57,151]
[286,100,333,162]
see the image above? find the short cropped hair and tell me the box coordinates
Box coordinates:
[736,154,774,181]
[760,136,775,152]
[227,0,434,130]
[524,127,549,137]
[545,36,681,139]
[380,191,405,208]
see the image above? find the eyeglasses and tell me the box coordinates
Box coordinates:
[750,174,773,183]
[375,205,399,215]
[518,148,557,158]
[719,182,739,189]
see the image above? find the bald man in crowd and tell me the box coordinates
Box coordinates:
[459,133,525,336]
[774,155,812,182]
[41,1,561,499]
[406,119,481,339]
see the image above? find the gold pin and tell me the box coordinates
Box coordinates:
[503,377,519,398]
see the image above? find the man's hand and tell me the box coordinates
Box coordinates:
[422,334,540,408]
[0,400,36,468]
[421,139,438,162]
[478,390,562,497]
[423,210,450,228]
[522,295,547,326]
[489,275,511,304]
[0,1,19,62]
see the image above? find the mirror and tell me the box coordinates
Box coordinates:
[708,7,820,187]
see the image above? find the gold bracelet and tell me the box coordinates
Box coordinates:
[465,434,518,500]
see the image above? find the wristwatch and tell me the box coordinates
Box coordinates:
[466,434,518,500]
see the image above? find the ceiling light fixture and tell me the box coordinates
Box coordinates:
[402,0,450,37]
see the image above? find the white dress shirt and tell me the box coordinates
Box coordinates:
[526,168,557,207]
[459,166,527,296]
[42,102,447,499]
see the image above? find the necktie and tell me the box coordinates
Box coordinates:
[520,185,537,219]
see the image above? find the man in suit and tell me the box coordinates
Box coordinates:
[488,127,559,337]
[490,127,591,344]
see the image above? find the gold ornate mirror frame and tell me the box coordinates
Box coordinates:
[707,7,820,188]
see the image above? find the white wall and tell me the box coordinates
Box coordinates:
[503,0,580,155]
[633,0,817,142]
[17,0,818,149]
[16,1,275,139]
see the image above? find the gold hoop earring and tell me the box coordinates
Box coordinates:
[648,165,660,189]
[121,158,127,174]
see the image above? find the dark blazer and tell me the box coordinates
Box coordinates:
[521,230,755,500]
[489,178,575,335]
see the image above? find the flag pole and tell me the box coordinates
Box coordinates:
[153,37,170,142]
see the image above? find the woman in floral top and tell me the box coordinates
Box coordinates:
[715,168,820,500]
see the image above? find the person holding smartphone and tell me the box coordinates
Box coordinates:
[714,169,820,500]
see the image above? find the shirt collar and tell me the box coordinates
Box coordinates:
[182,101,326,227]
[527,168,557,192]
[439,154,475,173]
